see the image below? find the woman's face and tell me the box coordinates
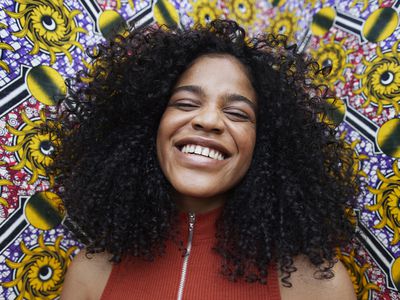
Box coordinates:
[156,54,257,200]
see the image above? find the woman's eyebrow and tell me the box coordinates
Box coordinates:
[223,93,257,112]
[172,85,206,97]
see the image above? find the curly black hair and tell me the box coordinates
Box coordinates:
[46,20,359,286]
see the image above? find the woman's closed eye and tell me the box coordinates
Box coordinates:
[169,99,253,122]
[224,109,250,121]
[170,100,200,110]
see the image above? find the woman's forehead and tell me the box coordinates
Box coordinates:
[173,55,257,104]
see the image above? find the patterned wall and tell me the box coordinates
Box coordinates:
[0,0,399,299]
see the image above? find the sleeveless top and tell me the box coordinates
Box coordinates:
[101,207,281,300]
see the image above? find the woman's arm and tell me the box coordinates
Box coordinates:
[60,250,113,300]
[279,256,356,300]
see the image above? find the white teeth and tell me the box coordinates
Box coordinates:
[201,147,209,156]
[209,149,216,159]
[182,145,188,153]
[179,144,225,160]
[194,145,202,154]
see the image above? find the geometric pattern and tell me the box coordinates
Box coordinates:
[0,1,399,299]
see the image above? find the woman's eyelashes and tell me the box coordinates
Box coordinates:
[172,100,199,110]
[170,99,252,121]
[223,109,250,121]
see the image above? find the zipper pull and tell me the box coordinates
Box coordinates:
[185,212,195,257]
[188,212,195,232]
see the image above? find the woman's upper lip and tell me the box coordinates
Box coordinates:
[175,136,231,157]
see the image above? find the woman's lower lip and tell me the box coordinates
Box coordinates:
[173,147,228,167]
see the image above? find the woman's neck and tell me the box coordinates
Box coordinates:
[174,193,226,213]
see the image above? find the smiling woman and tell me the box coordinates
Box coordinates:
[45,20,359,300]
[157,55,257,208]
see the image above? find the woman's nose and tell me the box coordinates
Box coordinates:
[191,107,225,134]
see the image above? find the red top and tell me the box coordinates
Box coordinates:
[101,207,281,300]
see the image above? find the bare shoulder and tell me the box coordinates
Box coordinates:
[279,255,356,300]
[60,249,113,300]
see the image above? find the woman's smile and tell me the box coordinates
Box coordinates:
[174,135,231,167]
[173,144,229,168]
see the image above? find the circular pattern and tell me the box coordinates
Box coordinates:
[311,36,354,88]
[5,1,87,64]
[24,191,65,230]
[269,9,300,43]
[39,265,53,281]
[368,160,400,244]
[26,66,67,106]
[371,62,400,95]
[227,0,257,28]
[354,42,400,115]
[189,0,222,27]
[2,234,77,299]
[99,10,127,39]
[41,15,57,31]
[377,119,400,158]
[363,8,398,43]
[311,7,336,36]
[3,110,61,185]
[380,70,394,86]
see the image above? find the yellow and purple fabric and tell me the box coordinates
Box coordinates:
[0,0,399,299]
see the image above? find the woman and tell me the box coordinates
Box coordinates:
[53,20,358,299]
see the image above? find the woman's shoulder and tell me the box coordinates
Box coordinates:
[60,249,113,300]
[279,255,356,300]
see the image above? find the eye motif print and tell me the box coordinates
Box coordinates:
[1,234,77,300]
[354,41,400,115]
[0,1,399,299]
[5,0,88,65]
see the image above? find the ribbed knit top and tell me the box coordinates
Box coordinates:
[100,207,281,300]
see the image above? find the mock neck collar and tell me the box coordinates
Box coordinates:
[178,206,223,244]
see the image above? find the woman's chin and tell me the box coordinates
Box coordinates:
[170,184,229,211]
[173,186,222,199]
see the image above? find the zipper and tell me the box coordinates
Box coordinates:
[177,212,196,300]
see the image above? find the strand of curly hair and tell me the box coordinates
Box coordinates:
[45,20,359,286]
